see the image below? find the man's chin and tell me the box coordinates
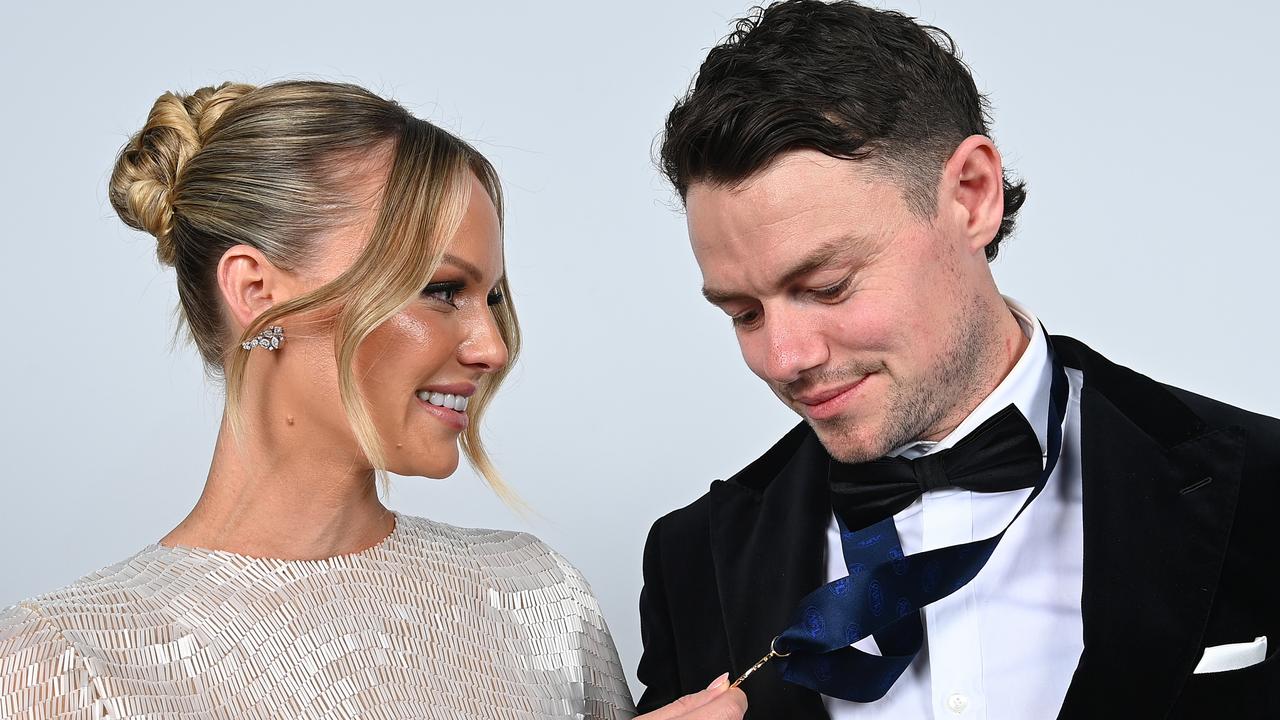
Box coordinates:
[806,416,888,464]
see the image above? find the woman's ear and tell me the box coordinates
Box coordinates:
[217,245,286,333]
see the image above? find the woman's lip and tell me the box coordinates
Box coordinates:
[417,395,469,431]
[418,382,476,397]
[797,375,872,421]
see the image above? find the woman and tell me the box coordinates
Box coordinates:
[0,81,745,720]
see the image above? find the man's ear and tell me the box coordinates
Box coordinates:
[216,245,285,333]
[939,134,1005,256]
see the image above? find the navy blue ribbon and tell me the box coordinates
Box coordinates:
[774,340,1069,702]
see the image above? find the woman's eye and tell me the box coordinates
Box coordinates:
[487,290,505,307]
[422,282,463,307]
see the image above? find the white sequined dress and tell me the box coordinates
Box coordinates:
[0,513,637,719]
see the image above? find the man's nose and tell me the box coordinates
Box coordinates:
[758,308,828,385]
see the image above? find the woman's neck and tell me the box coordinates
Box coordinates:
[160,413,395,560]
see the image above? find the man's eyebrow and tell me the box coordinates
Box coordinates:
[441,254,484,283]
[701,286,746,305]
[700,234,868,305]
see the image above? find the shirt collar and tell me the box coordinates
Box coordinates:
[889,296,1051,460]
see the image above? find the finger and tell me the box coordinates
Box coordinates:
[634,674,731,720]
[687,688,749,720]
[705,673,730,693]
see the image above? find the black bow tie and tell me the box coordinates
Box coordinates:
[828,404,1045,532]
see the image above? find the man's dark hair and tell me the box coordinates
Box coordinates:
[660,0,1027,259]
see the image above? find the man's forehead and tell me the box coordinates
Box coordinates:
[687,157,898,240]
[688,193,878,266]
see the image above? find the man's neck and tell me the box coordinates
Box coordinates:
[919,301,1032,445]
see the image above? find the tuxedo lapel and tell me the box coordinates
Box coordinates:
[708,422,831,720]
[1054,337,1246,718]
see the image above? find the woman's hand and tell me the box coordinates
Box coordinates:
[635,673,748,720]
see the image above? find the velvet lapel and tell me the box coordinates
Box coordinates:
[1053,337,1245,718]
[708,422,832,720]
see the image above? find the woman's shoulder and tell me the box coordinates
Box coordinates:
[0,602,98,712]
[3,549,155,625]
[1,549,172,670]
[392,512,534,550]
[395,514,600,600]
[0,552,152,714]
[0,601,63,644]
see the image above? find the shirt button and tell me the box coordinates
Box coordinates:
[946,693,969,714]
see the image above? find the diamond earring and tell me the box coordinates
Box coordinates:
[242,325,284,351]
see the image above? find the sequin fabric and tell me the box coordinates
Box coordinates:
[0,514,637,719]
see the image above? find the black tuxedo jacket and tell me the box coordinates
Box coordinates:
[636,336,1279,718]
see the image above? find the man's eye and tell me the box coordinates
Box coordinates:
[731,309,761,329]
[422,282,463,307]
[813,277,851,300]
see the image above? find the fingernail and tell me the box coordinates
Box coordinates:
[706,672,730,690]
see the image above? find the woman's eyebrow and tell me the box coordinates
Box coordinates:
[441,254,484,283]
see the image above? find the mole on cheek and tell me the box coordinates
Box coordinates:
[286,415,295,426]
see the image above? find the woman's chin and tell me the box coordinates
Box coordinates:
[387,453,460,481]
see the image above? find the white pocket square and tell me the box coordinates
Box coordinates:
[1193,636,1268,674]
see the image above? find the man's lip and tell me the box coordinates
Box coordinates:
[417,382,476,397]
[792,377,868,406]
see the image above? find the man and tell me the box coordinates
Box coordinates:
[636,1,1278,718]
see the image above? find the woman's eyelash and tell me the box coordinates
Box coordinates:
[422,281,464,307]
[422,281,506,309]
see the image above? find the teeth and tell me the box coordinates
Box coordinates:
[416,390,468,412]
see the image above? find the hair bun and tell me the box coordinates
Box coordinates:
[108,82,255,265]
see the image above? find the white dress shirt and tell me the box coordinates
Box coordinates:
[824,298,1086,720]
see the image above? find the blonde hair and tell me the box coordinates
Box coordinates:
[108,81,521,500]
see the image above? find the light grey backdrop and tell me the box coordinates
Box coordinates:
[2,0,1277,699]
